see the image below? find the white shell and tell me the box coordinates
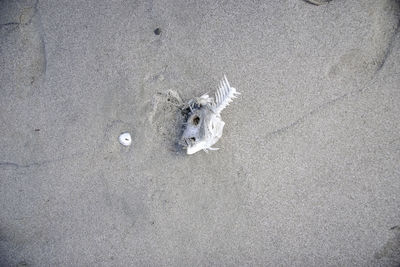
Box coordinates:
[119,132,132,146]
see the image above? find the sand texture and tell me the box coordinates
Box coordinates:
[1,0,400,265]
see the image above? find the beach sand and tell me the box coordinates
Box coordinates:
[1,0,400,265]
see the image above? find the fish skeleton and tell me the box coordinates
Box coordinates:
[181,75,240,155]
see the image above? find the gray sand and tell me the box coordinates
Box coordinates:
[1,0,400,266]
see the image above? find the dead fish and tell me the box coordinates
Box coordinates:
[181,75,240,155]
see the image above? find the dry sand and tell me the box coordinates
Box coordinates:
[1,0,400,265]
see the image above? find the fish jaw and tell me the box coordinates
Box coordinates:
[186,140,208,154]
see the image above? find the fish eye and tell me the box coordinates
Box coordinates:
[189,137,196,142]
[192,115,200,125]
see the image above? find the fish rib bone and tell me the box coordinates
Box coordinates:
[214,75,240,114]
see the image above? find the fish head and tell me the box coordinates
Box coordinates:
[181,107,224,155]
[181,108,207,154]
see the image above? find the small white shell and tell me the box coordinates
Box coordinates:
[119,132,132,146]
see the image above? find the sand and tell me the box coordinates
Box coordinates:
[1,0,400,265]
